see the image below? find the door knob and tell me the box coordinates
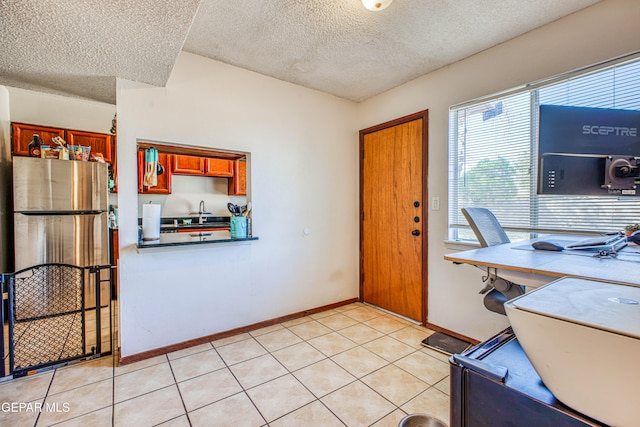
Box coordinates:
[414,201,420,207]
[414,216,420,223]
[412,230,420,236]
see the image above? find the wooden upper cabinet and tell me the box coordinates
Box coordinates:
[66,130,113,163]
[228,160,247,196]
[138,151,172,194]
[172,155,205,175]
[12,123,65,156]
[12,122,114,163]
[204,158,233,177]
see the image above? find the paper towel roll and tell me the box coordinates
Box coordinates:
[142,203,161,240]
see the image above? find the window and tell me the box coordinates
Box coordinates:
[448,55,640,243]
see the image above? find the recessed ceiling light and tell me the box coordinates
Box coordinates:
[362,0,393,11]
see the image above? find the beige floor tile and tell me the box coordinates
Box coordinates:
[287,320,332,340]
[50,406,112,427]
[361,364,429,406]
[331,346,388,378]
[167,342,213,360]
[211,332,251,348]
[249,323,284,337]
[338,323,385,345]
[362,336,416,362]
[178,368,242,412]
[390,326,433,349]
[316,313,359,330]
[394,352,449,385]
[307,331,357,357]
[216,337,267,365]
[114,385,185,427]
[170,349,225,382]
[401,387,450,425]
[270,400,344,427]
[434,376,450,395]
[157,415,191,427]
[114,354,167,377]
[189,392,265,427]
[335,302,365,312]
[364,316,408,334]
[342,306,382,322]
[38,378,112,426]
[229,354,288,389]
[0,370,52,403]
[246,374,315,422]
[372,409,409,427]
[280,316,312,328]
[114,361,175,403]
[293,358,355,398]
[309,309,339,319]
[48,357,113,395]
[271,342,327,372]
[420,346,453,363]
[254,328,302,352]
[321,381,395,427]
[0,398,41,427]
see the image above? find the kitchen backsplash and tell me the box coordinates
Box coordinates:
[137,174,247,218]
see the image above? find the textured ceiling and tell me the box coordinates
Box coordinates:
[0,0,600,104]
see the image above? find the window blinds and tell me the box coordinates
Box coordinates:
[448,57,640,242]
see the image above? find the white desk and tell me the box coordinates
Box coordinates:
[445,238,640,288]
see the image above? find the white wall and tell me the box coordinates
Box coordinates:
[6,87,115,134]
[117,52,359,357]
[358,0,640,340]
[0,87,11,273]
[138,174,247,218]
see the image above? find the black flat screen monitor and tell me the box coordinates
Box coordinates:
[537,105,640,196]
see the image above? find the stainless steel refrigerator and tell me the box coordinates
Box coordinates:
[12,156,109,307]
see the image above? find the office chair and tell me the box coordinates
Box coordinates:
[461,207,525,315]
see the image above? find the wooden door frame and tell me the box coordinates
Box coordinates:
[359,110,429,325]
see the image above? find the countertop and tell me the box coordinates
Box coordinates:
[137,230,258,249]
[137,215,256,249]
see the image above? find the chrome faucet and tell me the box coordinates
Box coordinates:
[198,200,206,224]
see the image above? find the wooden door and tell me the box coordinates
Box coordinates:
[228,160,247,195]
[172,155,205,175]
[204,158,233,177]
[138,151,172,194]
[360,111,427,323]
[66,130,113,163]
[12,123,65,156]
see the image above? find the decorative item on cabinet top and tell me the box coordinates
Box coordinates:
[12,122,114,163]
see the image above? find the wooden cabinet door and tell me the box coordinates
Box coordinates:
[228,160,247,195]
[12,123,65,156]
[172,155,204,175]
[138,151,172,194]
[66,130,113,163]
[204,158,233,177]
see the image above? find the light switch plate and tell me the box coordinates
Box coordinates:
[431,197,440,211]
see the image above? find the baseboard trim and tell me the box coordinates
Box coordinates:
[425,322,480,346]
[119,298,359,366]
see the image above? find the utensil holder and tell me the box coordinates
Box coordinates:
[230,216,248,238]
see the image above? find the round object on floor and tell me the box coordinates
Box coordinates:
[398,413,447,427]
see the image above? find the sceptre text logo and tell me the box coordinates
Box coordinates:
[582,125,637,137]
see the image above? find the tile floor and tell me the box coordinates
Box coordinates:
[0,302,451,427]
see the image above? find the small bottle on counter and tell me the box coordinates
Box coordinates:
[28,134,42,157]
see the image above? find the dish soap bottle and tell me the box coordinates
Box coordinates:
[28,134,42,157]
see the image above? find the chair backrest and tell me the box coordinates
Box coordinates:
[461,207,510,248]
